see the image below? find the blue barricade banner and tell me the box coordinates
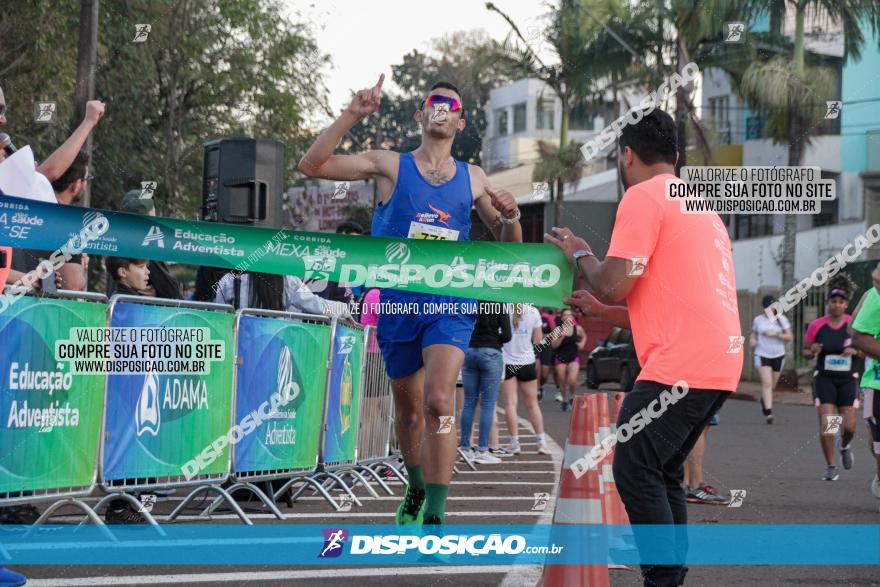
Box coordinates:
[102,301,234,481]
[322,324,364,463]
[233,314,330,473]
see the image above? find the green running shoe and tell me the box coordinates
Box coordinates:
[395,487,426,525]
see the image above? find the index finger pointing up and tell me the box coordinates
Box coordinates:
[372,74,385,99]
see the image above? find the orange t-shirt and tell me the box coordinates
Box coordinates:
[606,173,743,392]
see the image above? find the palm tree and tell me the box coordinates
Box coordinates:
[616,0,760,173]
[739,0,880,291]
[486,0,634,225]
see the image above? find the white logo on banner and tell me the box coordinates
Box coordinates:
[136,371,161,436]
[142,225,165,248]
[338,336,355,355]
[385,242,410,265]
[302,255,337,293]
[277,346,299,405]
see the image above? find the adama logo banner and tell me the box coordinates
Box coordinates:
[101,301,234,481]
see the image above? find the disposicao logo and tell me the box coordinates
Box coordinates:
[320,528,348,558]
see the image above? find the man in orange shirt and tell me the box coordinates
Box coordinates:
[547,108,742,586]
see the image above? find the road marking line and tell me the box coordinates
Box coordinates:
[25,566,514,586]
[51,511,545,522]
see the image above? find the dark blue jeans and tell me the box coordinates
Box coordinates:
[460,347,504,450]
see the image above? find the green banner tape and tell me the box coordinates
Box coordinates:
[0,195,572,307]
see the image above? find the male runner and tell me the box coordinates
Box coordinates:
[298,75,521,525]
[547,108,742,586]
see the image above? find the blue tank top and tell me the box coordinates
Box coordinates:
[371,151,473,241]
[370,151,474,311]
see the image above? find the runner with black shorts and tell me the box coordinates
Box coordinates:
[501,304,550,455]
[849,262,880,506]
[804,280,863,481]
[298,75,522,526]
[750,294,793,424]
[537,307,557,401]
[551,308,586,412]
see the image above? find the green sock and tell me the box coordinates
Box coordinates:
[424,483,449,520]
[406,465,426,490]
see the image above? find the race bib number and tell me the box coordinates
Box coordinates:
[824,354,852,372]
[407,222,459,241]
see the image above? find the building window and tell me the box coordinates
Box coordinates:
[513,102,527,133]
[812,173,839,227]
[570,101,617,131]
[536,98,554,130]
[734,214,774,239]
[709,96,731,144]
[746,115,766,140]
[494,108,508,136]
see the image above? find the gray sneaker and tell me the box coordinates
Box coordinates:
[838,439,854,470]
[685,485,730,505]
[822,466,839,481]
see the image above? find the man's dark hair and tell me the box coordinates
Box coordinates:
[618,108,677,166]
[429,81,461,98]
[106,257,146,280]
[51,151,90,193]
[336,221,364,234]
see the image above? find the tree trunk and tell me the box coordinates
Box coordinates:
[72,0,99,207]
[780,3,807,292]
[779,3,808,390]
[675,40,687,176]
[555,95,570,226]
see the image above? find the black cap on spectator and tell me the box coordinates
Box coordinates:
[120,189,155,214]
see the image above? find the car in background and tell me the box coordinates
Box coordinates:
[585,327,641,391]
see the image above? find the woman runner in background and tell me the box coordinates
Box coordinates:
[804,275,864,481]
[552,308,586,412]
[750,294,793,424]
[501,304,550,455]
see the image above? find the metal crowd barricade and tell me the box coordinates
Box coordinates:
[351,326,406,490]
[278,317,373,510]
[93,296,252,524]
[201,308,334,518]
[0,289,110,529]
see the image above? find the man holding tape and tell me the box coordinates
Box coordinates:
[298,75,521,527]
[547,108,742,587]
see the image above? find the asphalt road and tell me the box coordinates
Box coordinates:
[12,384,880,587]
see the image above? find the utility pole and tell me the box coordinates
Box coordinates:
[72,0,99,207]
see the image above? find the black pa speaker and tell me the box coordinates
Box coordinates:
[202,138,284,229]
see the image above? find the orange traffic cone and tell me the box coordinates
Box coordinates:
[539,393,610,587]
[603,392,634,569]
[607,392,630,527]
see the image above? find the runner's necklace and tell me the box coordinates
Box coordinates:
[421,156,454,185]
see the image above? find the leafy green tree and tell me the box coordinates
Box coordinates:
[2,0,326,217]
